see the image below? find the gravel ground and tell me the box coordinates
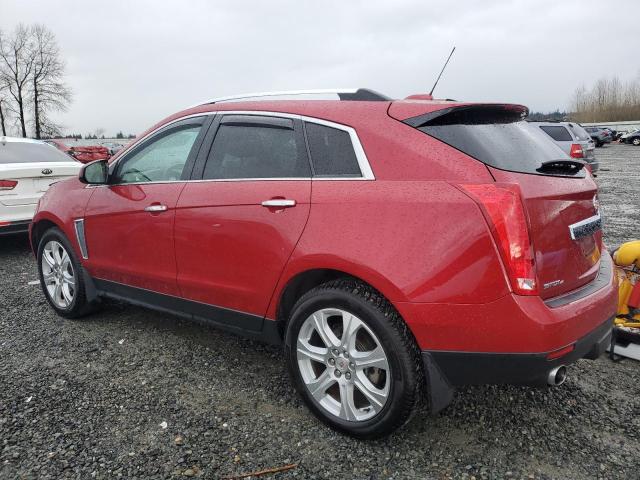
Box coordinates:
[1,144,639,480]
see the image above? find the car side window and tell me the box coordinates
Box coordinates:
[540,126,573,142]
[202,116,310,179]
[112,123,203,184]
[304,122,361,177]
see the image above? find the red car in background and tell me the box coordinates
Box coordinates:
[44,139,111,164]
[30,88,617,438]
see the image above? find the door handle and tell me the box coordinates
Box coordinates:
[261,199,296,208]
[144,204,168,212]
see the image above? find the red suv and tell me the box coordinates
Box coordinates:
[30,89,617,438]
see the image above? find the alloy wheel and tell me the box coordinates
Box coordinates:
[296,308,390,422]
[41,240,76,309]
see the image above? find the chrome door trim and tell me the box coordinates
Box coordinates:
[261,199,296,207]
[74,218,89,259]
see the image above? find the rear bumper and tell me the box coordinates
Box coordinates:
[422,316,614,413]
[0,219,31,236]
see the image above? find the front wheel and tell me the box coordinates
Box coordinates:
[633,137,640,146]
[37,227,96,319]
[285,279,423,439]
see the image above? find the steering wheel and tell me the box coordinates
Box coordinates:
[121,168,151,182]
[164,163,184,180]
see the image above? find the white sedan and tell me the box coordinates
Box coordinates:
[0,137,82,235]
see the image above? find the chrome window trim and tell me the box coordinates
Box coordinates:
[74,218,89,259]
[106,110,375,185]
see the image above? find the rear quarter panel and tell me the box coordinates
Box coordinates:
[266,180,510,319]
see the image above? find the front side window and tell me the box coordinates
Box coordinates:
[113,124,202,184]
[304,122,361,177]
[203,118,309,179]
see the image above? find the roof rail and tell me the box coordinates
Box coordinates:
[188,88,390,109]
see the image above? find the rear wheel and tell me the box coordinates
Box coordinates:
[632,137,640,146]
[37,227,95,318]
[285,279,423,439]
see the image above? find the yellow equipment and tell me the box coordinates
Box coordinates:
[610,241,640,361]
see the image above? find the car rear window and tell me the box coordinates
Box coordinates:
[567,124,590,141]
[406,105,577,176]
[304,122,361,177]
[540,125,573,141]
[0,141,74,164]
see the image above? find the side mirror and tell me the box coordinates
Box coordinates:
[79,160,109,185]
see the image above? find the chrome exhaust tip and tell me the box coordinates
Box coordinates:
[547,365,567,386]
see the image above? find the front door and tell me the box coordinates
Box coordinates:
[82,116,208,295]
[175,114,312,319]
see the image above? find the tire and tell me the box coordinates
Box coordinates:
[37,227,96,319]
[632,137,640,146]
[285,278,423,439]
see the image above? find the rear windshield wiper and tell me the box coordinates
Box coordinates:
[536,159,585,175]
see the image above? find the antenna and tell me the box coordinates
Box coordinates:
[429,46,456,96]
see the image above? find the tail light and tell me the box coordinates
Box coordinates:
[0,180,18,190]
[458,183,538,295]
[569,144,584,158]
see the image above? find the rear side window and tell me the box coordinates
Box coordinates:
[540,126,573,141]
[408,105,577,176]
[203,117,309,179]
[0,142,73,164]
[304,122,361,177]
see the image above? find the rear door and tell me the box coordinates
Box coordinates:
[405,105,602,299]
[175,114,311,319]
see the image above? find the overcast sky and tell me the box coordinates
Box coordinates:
[1,0,639,136]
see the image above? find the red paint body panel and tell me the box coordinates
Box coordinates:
[396,254,617,352]
[489,167,602,299]
[30,97,618,366]
[82,183,185,295]
[31,177,93,255]
[265,180,510,319]
[175,180,311,316]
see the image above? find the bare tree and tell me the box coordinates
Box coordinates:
[569,75,640,122]
[0,84,9,136]
[0,25,35,137]
[30,25,72,139]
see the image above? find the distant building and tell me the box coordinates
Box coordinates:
[581,120,640,132]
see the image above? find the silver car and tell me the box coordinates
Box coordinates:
[532,122,598,173]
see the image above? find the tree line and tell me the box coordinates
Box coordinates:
[570,74,640,123]
[0,24,71,138]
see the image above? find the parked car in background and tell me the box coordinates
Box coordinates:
[67,145,111,164]
[1,137,82,235]
[584,127,612,147]
[622,129,640,146]
[44,139,73,154]
[532,122,598,173]
[602,128,616,139]
[29,89,617,438]
[43,140,111,163]
[101,142,125,155]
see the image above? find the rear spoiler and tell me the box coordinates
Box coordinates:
[402,104,529,128]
